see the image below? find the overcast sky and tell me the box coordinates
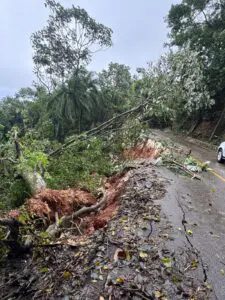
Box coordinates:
[0,0,179,98]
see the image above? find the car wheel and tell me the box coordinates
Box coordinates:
[217,149,224,163]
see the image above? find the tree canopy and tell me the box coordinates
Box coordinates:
[167,0,225,99]
[32,0,112,90]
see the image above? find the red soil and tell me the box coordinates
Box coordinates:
[6,170,130,237]
[124,140,160,160]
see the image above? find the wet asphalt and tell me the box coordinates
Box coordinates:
[153,130,225,300]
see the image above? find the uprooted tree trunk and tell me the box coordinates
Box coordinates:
[14,130,47,196]
[20,167,46,196]
[46,189,108,238]
[0,160,46,197]
[209,105,225,141]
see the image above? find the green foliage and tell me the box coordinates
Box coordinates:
[8,179,31,208]
[108,118,148,154]
[18,208,32,225]
[0,124,4,132]
[167,0,225,98]
[136,47,213,128]
[0,127,54,209]
[0,87,53,140]
[47,137,116,193]
[2,0,221,212]
[99,62,133,118]
[20,151,48,171]
[0,172,31,210]
[48,68,100,136]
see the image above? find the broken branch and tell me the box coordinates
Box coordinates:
[165,160,201,180]
[0,157,17,164]
[60,191,108,227]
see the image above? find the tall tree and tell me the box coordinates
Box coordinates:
[31,0,113,91]
[48,68,99,137]
[99,63,133,118]
[167,0,225,100]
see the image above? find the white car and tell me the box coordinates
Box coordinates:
[217,142,225,163]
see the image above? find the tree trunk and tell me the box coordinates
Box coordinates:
[20,167,46,196]
[209,106,225,141]
[187,118,200,136]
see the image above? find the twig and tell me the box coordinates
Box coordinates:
[74,222,83,235]
[74,192,107,217]
[121,286,153,300]
[147,221,153,238]
[184,264,191,272]
[134,291,153,300]
[103,232,121,246]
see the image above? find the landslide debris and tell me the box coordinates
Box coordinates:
[0,161,210,299]
[0,137,211,299]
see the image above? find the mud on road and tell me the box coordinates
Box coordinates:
[151,129,225,300]
[0,159,211,300]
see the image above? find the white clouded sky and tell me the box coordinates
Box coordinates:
[0,0,179,97]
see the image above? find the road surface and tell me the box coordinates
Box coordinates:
[153,130,225,300]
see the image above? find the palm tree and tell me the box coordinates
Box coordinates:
[48,69,100,137]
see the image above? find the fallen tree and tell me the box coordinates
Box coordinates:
[49,99,151,156]
[0,101,149,255]
[1,99,150,196]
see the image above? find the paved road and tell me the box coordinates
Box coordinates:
[153,130,225,300]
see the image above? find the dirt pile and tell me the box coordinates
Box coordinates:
[80,170,130,235]
[24,170,131,235]
[124,139,163,160]
[4,169,131,245]
[26,188,96,223]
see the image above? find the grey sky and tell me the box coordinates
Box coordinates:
[0,0,178,98]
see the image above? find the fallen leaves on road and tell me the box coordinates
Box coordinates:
[161,257,172,268]
[187,229,193,236]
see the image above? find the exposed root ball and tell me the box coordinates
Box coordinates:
[26,188,96,222]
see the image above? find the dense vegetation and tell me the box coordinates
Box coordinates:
[0,0,224,210]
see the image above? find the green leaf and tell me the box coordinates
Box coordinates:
[220,269,225,276]
[139,251,148,259]
[40,267,49,273]
[187,230,193,236]
[191,260,198,269]
[63,271,72,279]
[115,277,125,285]
[161,257,172,268]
